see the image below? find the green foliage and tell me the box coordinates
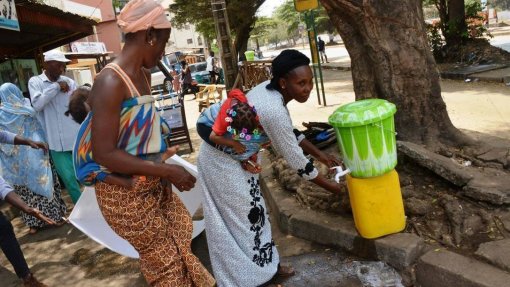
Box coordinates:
[275,0,302,36]
[252,16,278,38]
[426,21,444,56]
[426,0,492,59]
[169,0,265,45]
[465,0,491,39]
[169,0,215,40]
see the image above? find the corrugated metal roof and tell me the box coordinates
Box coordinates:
[0,0,97,59]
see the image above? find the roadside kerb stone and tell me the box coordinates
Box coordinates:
[260,153,425,273]
[398,141,510,205]
[475,239,510,272]
[321,64,351,71]
[397,141,475,186]
[416,249,510,287]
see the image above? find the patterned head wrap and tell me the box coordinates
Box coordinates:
[267,49,310,90]
[117,0,171,34]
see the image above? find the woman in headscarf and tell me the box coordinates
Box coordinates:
[196,49,343,286]
[73,0,214,286]
[0,83,67,234]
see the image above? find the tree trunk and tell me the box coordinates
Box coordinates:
[320,0,470,150]
[445,0,466,46]
[235,24,251,60]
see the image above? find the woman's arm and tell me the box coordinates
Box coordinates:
[13,135,48,152]
[257,102,342,194]
[299,138,342,168]
[90,70,195,191]
[4,192,56,225]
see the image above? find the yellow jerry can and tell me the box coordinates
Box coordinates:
[346,169,406,239]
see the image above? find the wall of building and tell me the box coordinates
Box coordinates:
[162,0,206,53]
[69,0,122,56]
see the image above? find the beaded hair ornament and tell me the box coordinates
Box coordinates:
[224,101,261,141]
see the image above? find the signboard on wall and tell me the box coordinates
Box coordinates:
[294,0,318,12]
[0,59,38,92]
[70,42,107,54]
[0,0,20,31]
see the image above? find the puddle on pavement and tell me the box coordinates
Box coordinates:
[348,261,404,287]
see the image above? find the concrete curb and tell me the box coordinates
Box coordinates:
[259,154,424,285]
[416,249,510,287]
[260,153,510,287]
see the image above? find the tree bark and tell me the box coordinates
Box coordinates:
[235,24,251,59]
[320,0,470,150]
[445,0,466,46]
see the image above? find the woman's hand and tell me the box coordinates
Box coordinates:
[28,140,49,153]
[163,164,196,192]
[318,153,342,169]
[325,181,344,194]
[312,174,345,195]
[26,208,56,225]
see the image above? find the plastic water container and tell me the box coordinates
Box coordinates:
[328,99,397,178]
[244,50,255,61]
[346,169,406,239]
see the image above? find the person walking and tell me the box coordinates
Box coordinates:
[180,60,197,99]
[0,129,55,287]
[28,50,82,204]
[206,51,217,84]
[73,0,214,286]
[317,37,329,63]
[170,65,181,94]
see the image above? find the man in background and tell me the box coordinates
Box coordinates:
[318,37,329,63]
[28,50,81,204]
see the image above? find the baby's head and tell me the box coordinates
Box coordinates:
[65,85,91,124]
[229,102,259,134]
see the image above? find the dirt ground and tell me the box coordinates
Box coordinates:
[1,68,509,286]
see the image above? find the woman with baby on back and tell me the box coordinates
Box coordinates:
[72,0,214,286]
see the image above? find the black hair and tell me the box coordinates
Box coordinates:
[230,102,258,133]
[65,86,91,124]
[267,49,310,90]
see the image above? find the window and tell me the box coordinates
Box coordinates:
[197,36,203,46]
[187,38,193,44]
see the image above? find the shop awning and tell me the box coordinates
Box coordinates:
[0,0,97,59]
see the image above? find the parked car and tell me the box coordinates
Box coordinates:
[188,61,225,85]
[150,52,187,92]
[150,61,173,92]
[189,62,210,84]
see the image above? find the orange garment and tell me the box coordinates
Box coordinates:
[95,177,215,287]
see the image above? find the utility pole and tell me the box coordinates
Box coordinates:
[211,0,237,89]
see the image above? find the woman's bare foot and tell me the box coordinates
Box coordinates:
[28,227,38,234]
[276,264,295,278]
[23,273,47,287]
